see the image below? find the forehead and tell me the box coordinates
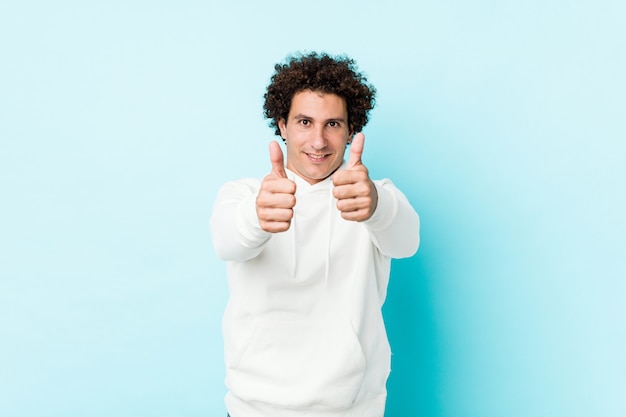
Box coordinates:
[288,90,347,119]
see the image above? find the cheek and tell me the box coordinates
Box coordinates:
[334,137,350,151]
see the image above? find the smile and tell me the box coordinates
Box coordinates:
[305,153,330,160]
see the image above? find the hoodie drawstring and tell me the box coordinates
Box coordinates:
[287,171,298,278]
[325,184,334,283]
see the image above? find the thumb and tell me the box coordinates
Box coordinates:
[347,132,365,169]
[269,140,287,178]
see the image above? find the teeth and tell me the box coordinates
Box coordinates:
[309,154,325,159]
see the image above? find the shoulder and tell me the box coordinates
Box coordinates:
[218,178,262,194]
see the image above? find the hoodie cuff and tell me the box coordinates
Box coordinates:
[237,191,271,247]
[363,180,398,230]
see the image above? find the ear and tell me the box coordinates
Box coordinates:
[347,128,355,145]
[278,118,287,140]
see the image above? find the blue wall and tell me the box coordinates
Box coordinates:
[1,1,624,416]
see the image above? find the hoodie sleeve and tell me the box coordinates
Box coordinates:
[362,179,420,259]
[209,179,271,261]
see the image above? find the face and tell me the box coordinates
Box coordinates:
[278,90,352,185]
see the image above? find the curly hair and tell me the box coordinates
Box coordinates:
[263,52,376,137]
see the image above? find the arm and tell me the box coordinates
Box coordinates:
[363,179,420,259]
[210,142,296,261]
[209,179,271,262]
[332,133,420,258]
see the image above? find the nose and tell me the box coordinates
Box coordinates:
[311,125,327,150]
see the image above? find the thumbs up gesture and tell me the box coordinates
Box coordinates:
[256,141,297,232]
[332,133,378,222]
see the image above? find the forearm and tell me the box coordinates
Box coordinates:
[363,179,420,259]
[210,180,271,261]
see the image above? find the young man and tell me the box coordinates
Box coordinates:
[210,52,420,417]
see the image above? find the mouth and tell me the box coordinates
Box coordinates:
[305,152,331,162]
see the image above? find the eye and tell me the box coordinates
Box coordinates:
[299,119,310,126]
[328,121,341,128]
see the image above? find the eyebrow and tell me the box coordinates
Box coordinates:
[291,113,347,123]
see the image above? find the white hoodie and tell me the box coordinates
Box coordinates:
[210,164,420,417]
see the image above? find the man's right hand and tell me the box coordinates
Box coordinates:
[256,141,296,233]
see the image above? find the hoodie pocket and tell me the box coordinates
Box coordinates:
[227,318,366,410]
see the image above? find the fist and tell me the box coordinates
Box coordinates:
[256,141,297,232]
[332,133,378,222]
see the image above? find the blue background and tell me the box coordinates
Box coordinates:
[1,1,624,416]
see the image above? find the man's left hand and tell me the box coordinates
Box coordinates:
[332,133,378,222]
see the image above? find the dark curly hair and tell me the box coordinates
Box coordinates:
[263,52,376,137]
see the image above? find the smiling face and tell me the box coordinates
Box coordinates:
[278,90,352,185]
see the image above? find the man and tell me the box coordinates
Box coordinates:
[210,52,420,417]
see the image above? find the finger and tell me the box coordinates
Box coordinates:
[333,183,369,200]
[332,169,367,187]
[261,175,297,195]
[346,132,365,169]
[258,207,294,222]
[336,197,364,212]
[257,191,296,209]
[269,140,287,178]
[339,208,370,222]
[261,220,292,233]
